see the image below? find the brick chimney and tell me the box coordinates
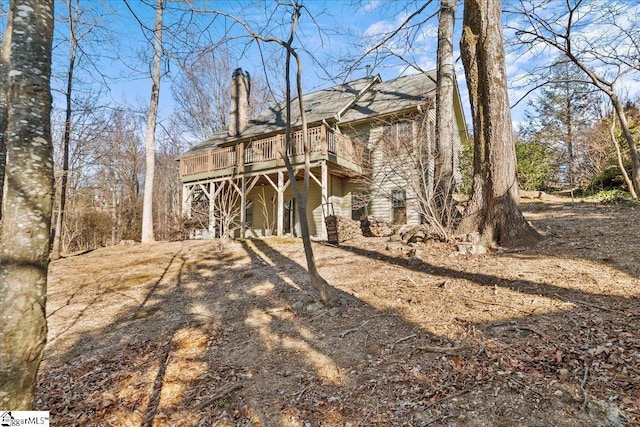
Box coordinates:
[228,68,250,137]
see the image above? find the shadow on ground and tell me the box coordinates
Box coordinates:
[35,202,640,426]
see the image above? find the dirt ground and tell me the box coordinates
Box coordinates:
[36,196,639,426]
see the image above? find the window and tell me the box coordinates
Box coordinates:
[383,121,414,145]
[391,189,406,224]
[382,122,414,158]
[245,200,253,228]
[396,121,413,140]
[351,192,370,220]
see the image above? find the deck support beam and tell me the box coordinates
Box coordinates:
[209,181,216,236]
[240,176,246,238]
[321,160,328,240]
[182,183,192,218]
[277,170,284,237]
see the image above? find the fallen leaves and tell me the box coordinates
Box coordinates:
[34,200,640,426]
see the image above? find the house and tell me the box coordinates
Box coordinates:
[179,69,467,240]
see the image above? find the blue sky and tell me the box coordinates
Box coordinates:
[42,0,458,131]
[2,0,639,139]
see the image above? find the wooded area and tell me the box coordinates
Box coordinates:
[0,0,639,423]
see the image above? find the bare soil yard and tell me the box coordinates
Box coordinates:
[36,197,640,426]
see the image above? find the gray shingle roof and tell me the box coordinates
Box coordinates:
[182,70,436,157]
[341,71,436,123]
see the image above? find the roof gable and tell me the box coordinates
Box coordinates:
[340,71,436,123]
[183,70,438,156]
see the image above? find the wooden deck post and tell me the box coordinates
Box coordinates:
[277,171,284,236]
[321,125,328,155]
[182,184,192,217]
[238,142,245,174]
[208,181,216,237]
[240,176,246,238]
[321,160,328,240]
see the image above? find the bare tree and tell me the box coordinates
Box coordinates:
[141,0,164,244]
[0,0,54,409]
[154,119,189,240]
[282,4,336,305]
[507,0,640,197]
[608,115,637,198]
[0,9,8,218]
[172,46,272,141]
[457,0,540,247]
[214,179,242,248]
[50,0,80,259]
[339,1,437,78]
[203,2,337,305]
[434,0,457,225]
[95,109,144,245]
[339,1,460,231]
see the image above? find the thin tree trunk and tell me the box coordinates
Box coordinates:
[141,0,164,244]
[0,0,54,409]
[565,79,575,188]
[435,0,457,226]
[51,0,78,260]
[458,0,540,248]
[281,5,336,306]
[557,49,640,195]
[610,94,640,196]
[609,116,637,199]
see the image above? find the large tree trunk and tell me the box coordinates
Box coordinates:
[0,0,54,409]
[434,0,457,226]
[141,0,164,244]
[0,8,11,218]
[458,0,540,248]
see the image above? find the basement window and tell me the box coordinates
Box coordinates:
[245,200,253,228]
[351,192,371,220]
[391,189,406,224]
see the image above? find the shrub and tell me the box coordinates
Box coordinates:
[588,189,637,205]
[516,141,553,191]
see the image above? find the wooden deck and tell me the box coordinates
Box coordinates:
[180,125,365,180]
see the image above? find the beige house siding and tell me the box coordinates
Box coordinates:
[245,185,277,238]
[342,180,366,219]
[182,71,468,241]
[222,101,458,239]
[243,178,324,238]
[347,118,432,226]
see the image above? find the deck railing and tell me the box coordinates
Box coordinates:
[180,125,364,178]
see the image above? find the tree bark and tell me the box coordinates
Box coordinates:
[0,0,54,409]
[281,5,336,306]
[141,0,164,244]
[458,0,540,248]
[435,0,457,226]
[565,78,576,188]
[610,94,640,197]
[0,7,12,219]
[609,116,637,199]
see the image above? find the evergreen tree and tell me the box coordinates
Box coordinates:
[520,59,600,188]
